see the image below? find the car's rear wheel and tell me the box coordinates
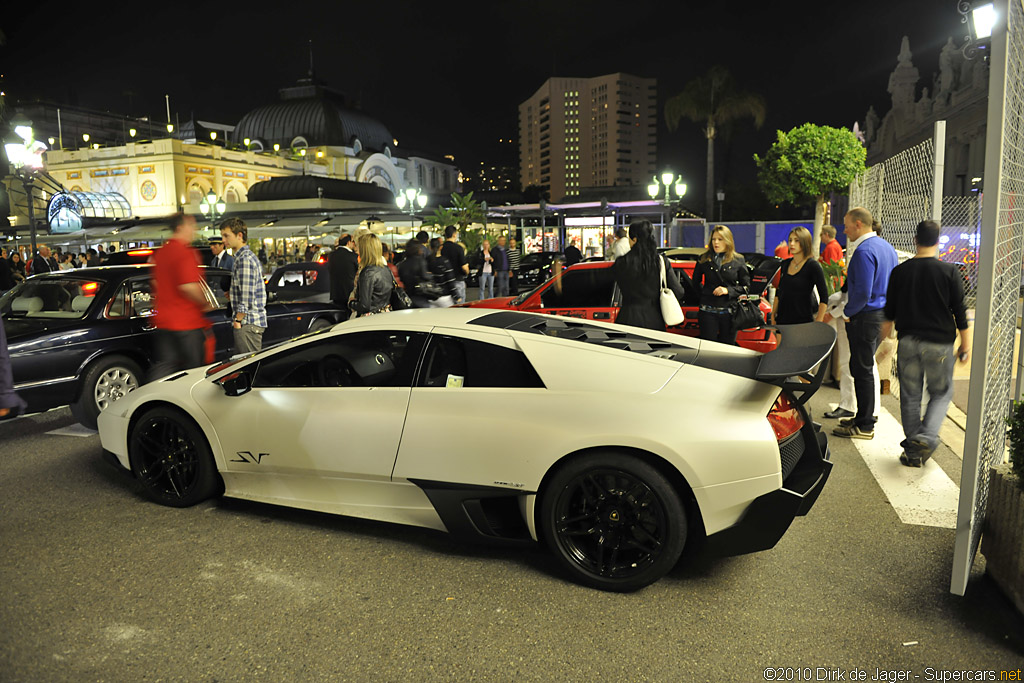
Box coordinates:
[71,355,143,430]
[128,406,222,507]
[539,452,686,592]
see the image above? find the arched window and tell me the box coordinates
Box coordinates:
[351,138,363,155]
[291,135,309,151]
[249,139,265,152]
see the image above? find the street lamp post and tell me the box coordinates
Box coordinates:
[647,172,687,246]
[4,117,48,256]
[199,190,227,230]
[396,187,429,247]
[717,189,726,222]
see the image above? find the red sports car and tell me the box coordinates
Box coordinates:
[461,260,778,353]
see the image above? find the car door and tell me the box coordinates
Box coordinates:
[209,328,428,487]
[393,328,547,488]
[538,267,617,322]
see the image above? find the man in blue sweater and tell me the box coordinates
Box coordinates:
[833,207,898,440]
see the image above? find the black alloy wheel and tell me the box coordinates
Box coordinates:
[128,407,222,508]
[540,453,686,592]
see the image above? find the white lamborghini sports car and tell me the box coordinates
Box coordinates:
[98,309,836,591]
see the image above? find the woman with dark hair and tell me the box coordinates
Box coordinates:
[9,252,26,283]
[398,240,436,308]
[610,220,690,331]
[427,237,457,308]
[692,224,751,345]
[771,226,828,325]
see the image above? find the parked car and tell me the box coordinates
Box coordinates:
[517,251,565,288]
[97,307,835,591]
[462,260,779,353]
[265,261,332,303]
[2,265,347,429]
[101,246,214,266]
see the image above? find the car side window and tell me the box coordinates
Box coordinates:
[418,335,544,389]
[205,272,231,308]
[106,283,128,318]
[252,331,427,389]
[540,269,615,308]
[129,279,156,318]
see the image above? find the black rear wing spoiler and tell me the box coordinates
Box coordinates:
[755,322,837,406]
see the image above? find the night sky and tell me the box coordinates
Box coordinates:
[2,1,967,211]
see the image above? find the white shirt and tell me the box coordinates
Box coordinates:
[608,237,631,261]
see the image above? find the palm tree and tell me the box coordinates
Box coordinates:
[664,66,766,219]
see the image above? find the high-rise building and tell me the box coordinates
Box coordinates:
[519,73,656,201]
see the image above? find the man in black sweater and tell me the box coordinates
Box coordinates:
[882,220,970,467]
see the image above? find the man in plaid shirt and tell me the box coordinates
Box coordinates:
[221,218,267,353]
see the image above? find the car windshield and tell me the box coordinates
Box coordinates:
[1,276,106,319]
[511,281,547,306]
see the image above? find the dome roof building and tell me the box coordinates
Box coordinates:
[233,79,394,154]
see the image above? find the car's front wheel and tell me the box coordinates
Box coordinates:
[128,406,223,507]
[539,452,687,592]
[71,355,143,430]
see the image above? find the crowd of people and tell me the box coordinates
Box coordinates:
[2,212,972,472]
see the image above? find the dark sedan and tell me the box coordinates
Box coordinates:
[265,261,332,303]
[517,251,565,288]
[2,265,347,428]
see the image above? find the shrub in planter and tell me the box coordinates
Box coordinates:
[980,402,1024,616]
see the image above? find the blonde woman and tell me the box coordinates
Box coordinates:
[348,232,394,316]
[692,225,750,344]
[771,226,828,325]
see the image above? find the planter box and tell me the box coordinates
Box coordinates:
[981,466,1024,616]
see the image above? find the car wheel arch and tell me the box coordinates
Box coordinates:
[537,445,705,543]
[126,400,225,478]
[74,348,150,397]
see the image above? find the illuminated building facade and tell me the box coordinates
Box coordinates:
[519,73,656,201]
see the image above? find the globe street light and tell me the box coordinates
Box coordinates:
[4,117,48,255]
[199,190,227,228]
[647,171,687,207]
[395,187,428,249]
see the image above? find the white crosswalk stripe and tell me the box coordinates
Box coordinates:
[841,406,959,529]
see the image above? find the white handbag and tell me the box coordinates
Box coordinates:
[659,256,685,326]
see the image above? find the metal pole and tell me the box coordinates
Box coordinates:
[932,120,946,223]
[25,175,37,257]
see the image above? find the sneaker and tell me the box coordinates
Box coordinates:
[824,407,855,419]
[908,438,934,464]
[832,424,874,439]
[899,453,923,467]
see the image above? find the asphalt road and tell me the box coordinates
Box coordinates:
[1,391,1022,682]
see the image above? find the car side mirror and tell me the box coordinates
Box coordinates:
[218,370,252,397]
[266,290,278,303]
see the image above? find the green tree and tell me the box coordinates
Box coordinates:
[754,123,866,255]
[423,191,486,235]
[665,66,766,218]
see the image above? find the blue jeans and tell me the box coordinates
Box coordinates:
[846,309,885,430]
[495,271,509,297]
[479,272,494,299]
[897,335,956,451]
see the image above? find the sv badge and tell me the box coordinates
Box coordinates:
[230,451,269,464]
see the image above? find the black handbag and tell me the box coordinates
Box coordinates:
[731,295,764,333]
[390,278,413,310]
[415,280,444,301]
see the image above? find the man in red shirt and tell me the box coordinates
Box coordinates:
[151,213,212,380]
[820,224,844,264]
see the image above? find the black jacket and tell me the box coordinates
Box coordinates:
[427,254,458,298]
[328,247,359,305]
[350,265,393,315]
[692,254,750,308]
[398,254,434,305]
[564,245,583,267]
[611,252,691,331]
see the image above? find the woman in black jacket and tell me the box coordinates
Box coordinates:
[349,233,394,316]
[398,241,436,308]
[427,238,457,307]
[611,220,691,331]
[692,225,751,345]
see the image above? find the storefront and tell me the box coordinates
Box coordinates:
[564,216,616,259]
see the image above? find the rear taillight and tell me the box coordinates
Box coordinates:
[767,392,804,441]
